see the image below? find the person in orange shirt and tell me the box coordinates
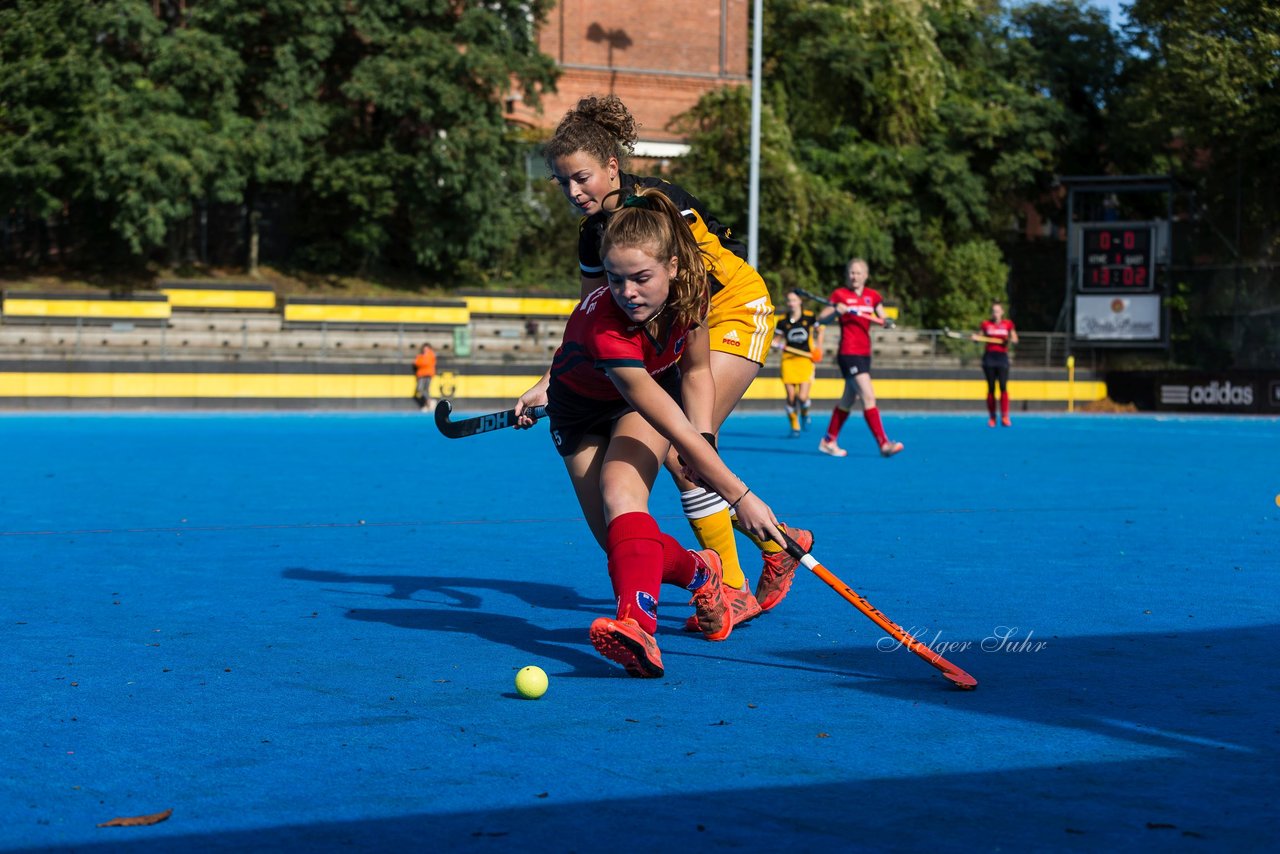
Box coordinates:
[413,343,437,411]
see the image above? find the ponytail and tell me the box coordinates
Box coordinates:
[600,187,709,334]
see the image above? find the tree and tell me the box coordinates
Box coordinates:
[1118,0,1279,259]
[1008,0,1123,177]
[671,0,1065,325]
[0,0,100,261]
[277,0,559,277]
[1,0,560,279]
[668,86,891,296]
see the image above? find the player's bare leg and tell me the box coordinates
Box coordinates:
[665,349,758,591]
[798,377,813,430]
[784,383,801,436]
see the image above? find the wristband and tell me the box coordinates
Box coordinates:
[729,487,752,511]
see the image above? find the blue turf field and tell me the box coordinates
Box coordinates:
[2,411,1277,852]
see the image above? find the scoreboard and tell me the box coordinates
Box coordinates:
[1078,223,1156,292]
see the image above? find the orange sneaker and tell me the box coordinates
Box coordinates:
[687,549,733,642]
[880,440,904,457]
[818,438,848,457]
[1001,415,1012,427]
[589,616,664,678]
[755,527,814,611]
[682,582,762,633]
[987,416,997,428]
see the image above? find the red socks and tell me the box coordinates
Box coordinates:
[987,393,997,418]
[829,406,891,446]
[824,406,850,443]
[863,406,888,446]
[1000,393,1010,418]
[606,512,701,635]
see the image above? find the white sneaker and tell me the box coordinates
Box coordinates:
[818,438,848,457]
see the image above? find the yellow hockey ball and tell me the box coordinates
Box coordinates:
[515,665,548,699]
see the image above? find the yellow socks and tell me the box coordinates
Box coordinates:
[680,488,747,588]
[786,406,800,432]
[732,516,786,554]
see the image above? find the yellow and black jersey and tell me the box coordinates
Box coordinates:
[775,311,818,352]
[579,173,773,365]
[578,173,750,299]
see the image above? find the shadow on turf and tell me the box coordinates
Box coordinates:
[14,626,1275,853]
[767,622,1278,755]
[282,567,613,612]
[283,567,621,676]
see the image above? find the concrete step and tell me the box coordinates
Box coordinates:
[167,312,283,333]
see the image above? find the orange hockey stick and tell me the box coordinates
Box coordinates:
[778,531,978,690]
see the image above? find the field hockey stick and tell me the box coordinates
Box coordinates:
[433,399,547,439]
[777,530,978,690]
[793,287,834,307]
[943,328,1007,345]
[794,288,890,327]
[781,344,818,359]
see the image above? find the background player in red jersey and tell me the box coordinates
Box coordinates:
[513,188,785,678]
[973,301,1019,426]
[772,289,824,436]
[815,258,904,458]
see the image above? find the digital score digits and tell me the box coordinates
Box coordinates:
[1080,224,1155,291]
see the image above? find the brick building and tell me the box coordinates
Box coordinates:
[510,0,750,159]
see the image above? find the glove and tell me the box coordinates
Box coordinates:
[884,317,896,329]
[809,347,823,364]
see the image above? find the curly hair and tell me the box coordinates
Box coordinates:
[543,94,639,171]
[600,187,709,335]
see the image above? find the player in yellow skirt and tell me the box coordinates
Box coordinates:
[772,290,824,436]
[515,95,814,623]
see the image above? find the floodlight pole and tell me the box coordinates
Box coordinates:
[747,0,762,269]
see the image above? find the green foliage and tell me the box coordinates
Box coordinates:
[2,0,1269,355]
[490,178,582,292]
[1118,0,1280,260]
[765,0,947,147]
[0,0,558,277]
[671,0,1069,325]
[1007,0,1121,176]
[0,1,249,261]
[291,2,558,276]
[930,239,1010,329]
[668,86,893,301]
[0,0,100,218]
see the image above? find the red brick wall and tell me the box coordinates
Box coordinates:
[511,0,749,145]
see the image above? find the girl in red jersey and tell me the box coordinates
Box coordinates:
[815,258,904,458]
[972,301,1019,427]
[516,95,813,627]
[514,187,784,678]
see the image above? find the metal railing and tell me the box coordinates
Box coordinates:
[1,317,1074,371]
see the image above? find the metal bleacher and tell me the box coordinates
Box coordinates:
[0,284,1068,371]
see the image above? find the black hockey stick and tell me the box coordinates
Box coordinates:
[793,287,834,307]
[433,399,546,439]
[795,288,892,327]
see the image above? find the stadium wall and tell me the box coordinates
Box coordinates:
[1106,369,1280,415]
[0,360,1103,411]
